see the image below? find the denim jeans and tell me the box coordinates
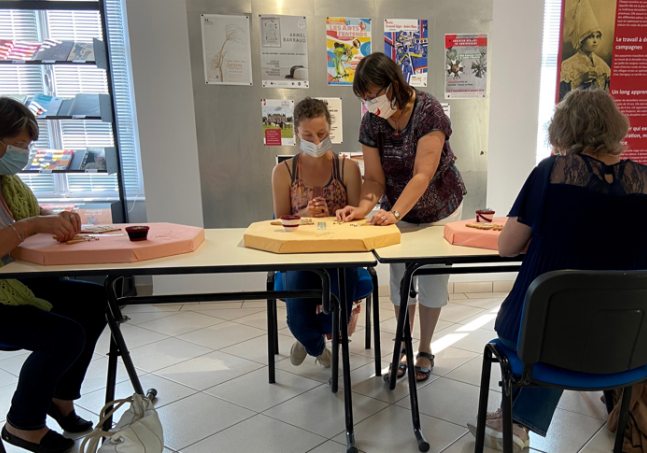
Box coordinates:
[498,336,563,436]
[284,268,359,357]
[0,278,107,430]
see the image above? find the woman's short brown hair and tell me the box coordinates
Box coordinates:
[353,52,413,111]
[0,97,39,142]
[293,97,331,129]
[548,89,629,156]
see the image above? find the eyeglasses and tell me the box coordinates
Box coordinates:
[359,84,390,103]
[0,139,34,152]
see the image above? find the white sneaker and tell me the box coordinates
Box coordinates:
[290,341,307,366]
[467,412,530,452]
[315,346,332,368]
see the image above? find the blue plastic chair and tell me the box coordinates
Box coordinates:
[474,270,647,453]
[266,267,381,380]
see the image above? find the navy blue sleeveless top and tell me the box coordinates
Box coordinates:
[496,154,647,344]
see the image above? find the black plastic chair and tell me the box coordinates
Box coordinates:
[475,270,647,453]
[266,267,381,383]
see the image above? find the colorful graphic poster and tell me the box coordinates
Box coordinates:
[201,14,253,85]
[260,15,309,88]
[326,18,371,86]
[262,99,295,146]
[444,34,488,99]
[384,19,428,87]
[315,98,343,143]
[557,0,647,163]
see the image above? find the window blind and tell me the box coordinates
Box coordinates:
[536,0,563,163]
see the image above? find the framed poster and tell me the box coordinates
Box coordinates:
[384,19,428,87]
[444,34,488,99]
[201,14,253,86]
[326,18,371,86]
[262,99,295,146]
[260,15,310,88]
[315,97,343,143]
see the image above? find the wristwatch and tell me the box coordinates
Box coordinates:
[391,210,401,221]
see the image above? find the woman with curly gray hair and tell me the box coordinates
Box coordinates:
[468,89,647,451]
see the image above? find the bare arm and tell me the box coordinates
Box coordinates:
[357,145,385,216]
[271,161,293,218]
[498,217,532,257]
[0,219,36,258]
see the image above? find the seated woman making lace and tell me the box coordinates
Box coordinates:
[468,89,647,451]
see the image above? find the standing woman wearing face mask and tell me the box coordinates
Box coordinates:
[0,97,109,453]
[337,53,466,382]
[272,97,362,367]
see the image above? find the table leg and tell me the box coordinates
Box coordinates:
[267,296,276,384]
[368,267,381,376]
[387,270,412,390]
[102,334,119,431]
[338,269,357,453]
[104,276,146,396]
[331,297,340,394]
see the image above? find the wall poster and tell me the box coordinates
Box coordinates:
[262,99,295,146]
[557,0,647,163]
[259,15,310,88]
[326,18,372,86]
[384,19,429,87]
[201,14,253,86]
[444,34,488,99]
[315,97,343,143]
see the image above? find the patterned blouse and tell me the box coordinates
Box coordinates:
[359,90,466,224]
[285,153,348,217]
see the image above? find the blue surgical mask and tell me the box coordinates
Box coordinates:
[300,136,332,158]
[0,143,31,175]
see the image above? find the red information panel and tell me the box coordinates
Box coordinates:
[557,0,647,163]
[264,128,282,146]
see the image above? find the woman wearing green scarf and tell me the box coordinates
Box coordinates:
[0,98,108,453]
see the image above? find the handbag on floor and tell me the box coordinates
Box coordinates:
[81,393,164,453]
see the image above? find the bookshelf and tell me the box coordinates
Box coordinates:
[0,0,128,222]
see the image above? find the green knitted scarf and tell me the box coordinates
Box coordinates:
[0,175,52,311]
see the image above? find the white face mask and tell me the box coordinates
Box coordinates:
[300,136,332,158]
[363,84,397,119]
[0,143,31,175]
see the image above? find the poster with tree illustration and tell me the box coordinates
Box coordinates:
[201,14,253,85]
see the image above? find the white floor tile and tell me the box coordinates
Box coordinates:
[95,323,169,356]
[263,385,388,438]
[206,368,320,412]
[430,347,480,377]
[276,349,373,383]
[379,317,455,341]
[121,304,182,314]
[456,312,498,332]
[0,384,17,424]
[308,440,361,453]
[348,330,419,361]
[0,354,28,377]
[137,312,224,336]
[579,425,614,453]
[129,338,213,373]
[453,298,504,310]
[441,433,539,453]
[449,293,469,300]
[124,311,179,325]
[433,328,496,354]
[396,377,500,428]
[235,310,289,331]
[182,414,326,453]
[0,369,16,388]
[493,281,515,293]
[191,307,265,320]
[241,301,271,308]
[465,292,509,299]
[155,351,263,390]
[80,356,146,396]
[198,301,245,308]
[454,282,493,294]
[332,405,466,453]
[221,332,294,365]
[349,362,438,404]
[439,305,486,324]
[0,350,28,361]
[156,392,255,451]
[77,374,197,419]
[445,356,502,392]
[529,408,604,453]
[177,322,266,350]
[556,390,608,421]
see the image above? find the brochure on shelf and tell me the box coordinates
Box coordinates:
[67,42,95,62]
[34,40,74,62]
[28,149,74,171]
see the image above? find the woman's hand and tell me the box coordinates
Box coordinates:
[370,209,398,226]
[28,212,82,242]
[336,205,365,222]
[308,197,329,218]
[584,69,598,82]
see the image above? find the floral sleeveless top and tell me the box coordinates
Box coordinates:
[285,153,348,217]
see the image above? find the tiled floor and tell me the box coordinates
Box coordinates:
[0,287,614,453]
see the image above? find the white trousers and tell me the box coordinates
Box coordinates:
[389,203,464,307]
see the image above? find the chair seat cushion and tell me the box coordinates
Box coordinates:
[492,339,647,389]
[274,269,373,301]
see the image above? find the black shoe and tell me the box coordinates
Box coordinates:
[47,404,93,433]
[2,426,74,453]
